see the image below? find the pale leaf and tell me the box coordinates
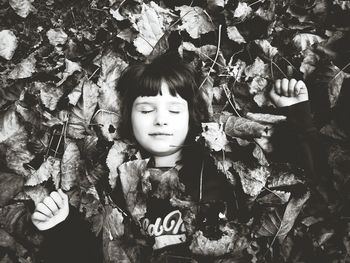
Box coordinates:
[25,156,61,186]
[254,39,278,58]
[234,2,252,20]
[8,53,36,79]
[253,144,269,166]
[176,6,215,39]
[328,64,348,108]
[56,59,81,86]
[46,28,68,46]
[0,107,22,143]
[40,83,64,111]
[227,26,246,44]
[107,141,129,189]
[0,30,18,60]
[133,2,177,55]
[244,57,269,79]
[92,110,120,141]
[232,161,270,196]
[246,112,286,124]
[293,33,324,51]
[248,76,268,95]
[9,0,36,18]
[200,122,228,152]
[257,190,291,205]
[300,49,320,78]
[103,206,125,239]
[61,140,80,191]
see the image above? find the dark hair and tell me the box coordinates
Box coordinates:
[117,53,210,146]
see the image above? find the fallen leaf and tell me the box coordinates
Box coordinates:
[176,5,215,39]
[9,0,36,18]
[253,144,269,166]
[225,116,266,139]
[24,185,50,205]
[248,76,268,95]
[234,2,252,20]
[107,140,129,189]
[103,205,125,239]
[254,39,278,58]
[46,28,68,46]
[8,53,36,79]
[257,190,291,205]
[300,49,320,78]
[244,57,269,79]
[61,140,80,191]
[0,172,24,207]
[0,30,18,60]
[328,63,349,108]
[245,112,286,124]
[56,59,81,86]
[92,110,120,141]
[96,50,128,112]
[293,33,324,51]
[67,77,99,139]
[0,229,27,256]
[200,122,228,152]
[232,161,270,196]
[0,106,22,143]
[227,26,246,44]
[133,2,177,55]
[25,156,61,186]
[40,83,64,111]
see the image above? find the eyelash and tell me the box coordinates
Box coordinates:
[140,110,180,114]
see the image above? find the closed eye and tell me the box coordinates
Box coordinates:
[169,110,180,114]
[141,110,153,114]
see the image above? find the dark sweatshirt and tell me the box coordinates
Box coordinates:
[38,101,330,263]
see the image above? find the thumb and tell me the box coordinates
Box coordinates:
[269,86,280,106]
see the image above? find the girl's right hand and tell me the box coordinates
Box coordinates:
[31,189,69,231]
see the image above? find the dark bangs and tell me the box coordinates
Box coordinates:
[117,53,209,143]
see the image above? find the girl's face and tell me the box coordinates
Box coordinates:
[131,81,190,158]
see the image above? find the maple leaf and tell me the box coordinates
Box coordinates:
[200,122,229,152]
[224,116,267,139]
[107,140,129,189]
[133,2,177,55]
[0,30,18,60]
[8,53,36,79]
[46,28,68,46]
[25,156,61,186]
[176,5,215,39]
[227,26,246,44]
[61,140,80,191]
[0,172,24,207]
[293,33,324,51]
[67,77,99,139]
[232,161,270,196]
[95,50,128,112]
[9,0,36,18]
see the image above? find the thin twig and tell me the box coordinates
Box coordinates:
[199,25,223,91]
[332,62,350,81]
[271,60,287,78]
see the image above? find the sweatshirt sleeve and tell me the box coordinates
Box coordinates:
[40,206,102,263]
[272,101,331,186]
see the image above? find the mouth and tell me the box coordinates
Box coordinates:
[149,133,173,136]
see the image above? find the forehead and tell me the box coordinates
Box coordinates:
[133,81,187,105]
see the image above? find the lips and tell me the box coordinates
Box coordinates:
[149,132,172,136]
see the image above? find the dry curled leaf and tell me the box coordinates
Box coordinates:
[0,172,24,207]
[200,122,228,152]
[225,116,267,139]
[0,107,22,143]
[293,33,324,51]
[107,141,129,189]
[61,140,80,191]
[25,156,61,186]
[8,53,36,79]
[9,0,36,18]
[46,28,68,46]
[227,26,246,44]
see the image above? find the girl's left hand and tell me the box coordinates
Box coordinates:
[269,78,309,107]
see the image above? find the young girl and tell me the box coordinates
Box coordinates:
[31,53,323,263]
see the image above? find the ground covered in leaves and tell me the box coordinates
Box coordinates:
[0,0,350,262]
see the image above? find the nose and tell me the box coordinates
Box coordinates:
[154,110,168,126]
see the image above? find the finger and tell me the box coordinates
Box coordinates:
[57,189,68,204]
[295,80,307,95]
[288,79,297,97]
[274,79,282,95]
[43,196,59,215]
[281,78,289,96]
[50,191,64,209]
[36,202,54,217]
[32,211,49,222]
